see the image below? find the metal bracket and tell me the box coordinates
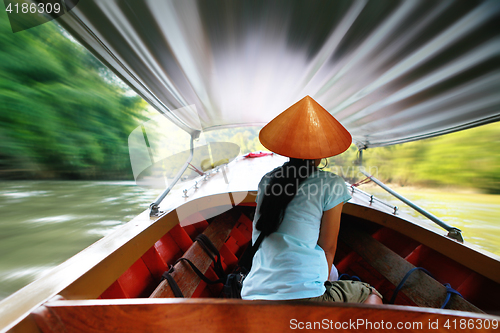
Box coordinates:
[447,227,464,243]
[149,203,162,217]
[357,147,364,166]
[149,135,196,217]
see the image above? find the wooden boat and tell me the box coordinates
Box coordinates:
[1,153,499,332]
[1,1,500,332]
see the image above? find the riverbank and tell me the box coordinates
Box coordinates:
[360,182,487,195]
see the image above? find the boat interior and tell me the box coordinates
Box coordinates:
[29,201,500,332]
[94,200,500,312]
[2,155,498,333]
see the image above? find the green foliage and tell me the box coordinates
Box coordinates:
[203,127,267,155]
[329,122,500,194]
[0,11,147,179]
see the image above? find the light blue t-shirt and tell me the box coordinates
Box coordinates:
[241,169,352,300]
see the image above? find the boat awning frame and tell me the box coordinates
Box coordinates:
[56,0,500,148]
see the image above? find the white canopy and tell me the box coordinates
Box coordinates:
[58,0,500,148]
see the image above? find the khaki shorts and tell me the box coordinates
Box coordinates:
[302,280,382,303]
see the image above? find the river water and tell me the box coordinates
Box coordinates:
[0,181,499,301]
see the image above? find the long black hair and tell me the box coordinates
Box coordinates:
[255,158,317,236]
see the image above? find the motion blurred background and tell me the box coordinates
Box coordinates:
[0,3,498,300]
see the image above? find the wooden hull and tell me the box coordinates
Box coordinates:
[32,299,500,333]
[1,156,499,332]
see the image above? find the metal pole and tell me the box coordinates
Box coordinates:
[150,135,196,217]
[359,169,463,243]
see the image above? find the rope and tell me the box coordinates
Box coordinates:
[195,234,225,280]
[161,234,228,297]
[351,176,372,187]
[339,273,361,281]
[389,267,463,309]
[174,257,226,285]
[441,283,463,309]
[162,266,184,297]
[187,163,204,175]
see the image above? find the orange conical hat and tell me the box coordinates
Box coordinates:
[259,96,352,159]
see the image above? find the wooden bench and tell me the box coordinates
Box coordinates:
[339,224,483,313]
